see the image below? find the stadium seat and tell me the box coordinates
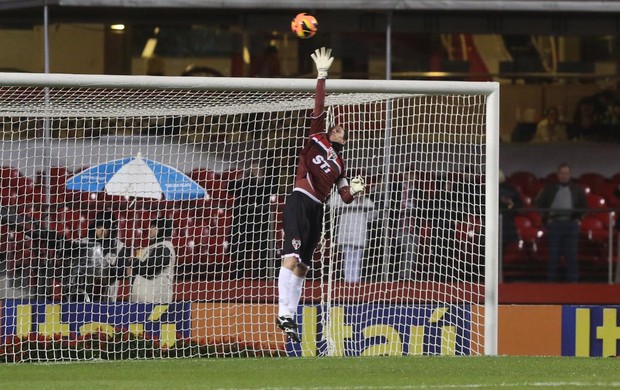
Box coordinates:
[205,207,233,237]
[507,171,537,189]
[514,215,542,240]
[0,167,31,189]
[584,193,614,231]
[520,194,532,208]
[454,215,483,266]
[190,168,224,191]
[586,193,606,209]
[579,216,611,265]
[580,216,607,240]
[598,180,620,207]
[48,207,90,241]
[220,169,244,183]
[117,209,159,249]
[507,172,545,199]
[523,179,545,199]
[189,225,230,264]
[544,172,558,185]
[189,168,236,207]
[578,172,606,194]
[514,215,545,257]
[523,210,543,227]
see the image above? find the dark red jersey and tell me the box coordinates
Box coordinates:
[292,78,352,204]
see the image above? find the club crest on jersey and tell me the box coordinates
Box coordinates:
[326,147,337,161]
[292,239,301,250]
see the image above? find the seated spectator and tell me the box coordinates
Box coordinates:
[228,162,274,279]
[568,97,605,141]
[510,122,537,143]
[532,107,567,143]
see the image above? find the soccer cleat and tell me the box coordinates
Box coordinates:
[276,315,301,343]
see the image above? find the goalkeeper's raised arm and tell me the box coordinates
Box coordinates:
[309,47,333,136]
[275,47,366,343]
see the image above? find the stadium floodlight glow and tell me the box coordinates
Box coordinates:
[0,72,498,358]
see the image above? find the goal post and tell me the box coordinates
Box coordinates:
[0,72,499,360]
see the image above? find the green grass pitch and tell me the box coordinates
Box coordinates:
[1,356,619,389]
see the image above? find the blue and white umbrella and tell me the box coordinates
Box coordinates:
[65,153,208,201]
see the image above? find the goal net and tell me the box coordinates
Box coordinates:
[0,73,498,361]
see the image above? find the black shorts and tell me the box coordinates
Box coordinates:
[282,191,324,266]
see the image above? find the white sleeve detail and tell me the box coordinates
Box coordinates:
[336,178,349,190]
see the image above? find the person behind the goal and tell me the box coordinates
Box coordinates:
[276,47,366,342]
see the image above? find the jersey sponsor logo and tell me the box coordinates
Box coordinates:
[292,239,301,250]
[326,147,337,162]
[312,155,331,173]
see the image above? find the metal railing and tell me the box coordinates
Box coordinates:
[500,207,617,284]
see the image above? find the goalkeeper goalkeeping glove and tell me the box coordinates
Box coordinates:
[350,176,365,196]
[311,47,334,79]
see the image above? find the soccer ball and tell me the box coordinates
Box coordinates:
[291,13,318,39]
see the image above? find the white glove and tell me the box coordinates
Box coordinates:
[349,176,365,196]
[311,47,334,79]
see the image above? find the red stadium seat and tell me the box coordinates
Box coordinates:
[514,215,543,240]
[190,225,230,264]
[514,214,545,253]
[507,172,544,199]
[579,216,611,265]
[523,210,543,227]
[580,216,606,239]
[190,168,224,191]
[0,167,31,189]
[523,180,545,199]
[48,207,90,241]
[117,209,159,249]
[579,172,606,194]
[189,168,236,207]
[598,181,620,207]
[507,171,537,188]
[220,169,244,183]
[586,193,606,209]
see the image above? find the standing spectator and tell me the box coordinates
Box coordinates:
[228,162,274,279]
[429,178,462,278]
[499,170,523,250]
[80,211,125,301]
[532,107,568,143]
[535,163,587,282]
[60,210,125,302]
[110,217,176,303]
[329,194,376,283]
[568,97,603,141]
[397,171,425,280]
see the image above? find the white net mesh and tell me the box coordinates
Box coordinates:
[0,76,493,361]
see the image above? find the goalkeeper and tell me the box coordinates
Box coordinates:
[276,47,366,343]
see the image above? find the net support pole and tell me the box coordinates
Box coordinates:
[484,83,500,356]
